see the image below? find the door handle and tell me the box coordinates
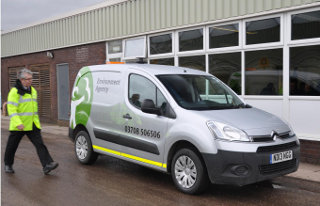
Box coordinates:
[123,113,132,120]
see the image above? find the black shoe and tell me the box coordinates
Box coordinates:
[5,165,15,173]
[43,162,59,175]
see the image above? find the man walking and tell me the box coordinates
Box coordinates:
[4,68,59,175]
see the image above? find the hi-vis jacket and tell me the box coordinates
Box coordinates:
[7,87,41,131]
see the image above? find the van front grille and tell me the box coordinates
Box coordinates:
[252,136,274,142]
[257,141,298,153]
[259,159,297,175]
[252,132,293,142]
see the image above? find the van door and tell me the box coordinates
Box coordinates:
[90,70,125,153]
[121,73,169,170]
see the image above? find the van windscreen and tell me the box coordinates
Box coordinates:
[157,74,246,110]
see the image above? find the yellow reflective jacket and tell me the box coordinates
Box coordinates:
[7,86,41,131]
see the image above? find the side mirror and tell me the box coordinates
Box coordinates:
[141,99,161,115]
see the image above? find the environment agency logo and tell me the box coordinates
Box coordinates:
[70,67,93,129]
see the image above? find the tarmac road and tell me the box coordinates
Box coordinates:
[1,124,320,206]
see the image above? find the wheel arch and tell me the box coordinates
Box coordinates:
[73,124,98,165]
[166,140,207,174]
[71,124,89,141]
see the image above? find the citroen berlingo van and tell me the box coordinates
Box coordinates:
[69,64,300,194]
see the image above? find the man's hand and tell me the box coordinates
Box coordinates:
[17,124,24,130]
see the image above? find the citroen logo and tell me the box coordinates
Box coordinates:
[271,131,278,141]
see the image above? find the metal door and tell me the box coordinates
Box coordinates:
[56,64,70,120]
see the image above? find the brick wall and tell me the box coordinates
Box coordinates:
[1,42,106,123]
[300,140,320,165]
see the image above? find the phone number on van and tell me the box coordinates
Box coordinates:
[124,126,160,139]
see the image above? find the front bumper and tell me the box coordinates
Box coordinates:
[202,141,300,186]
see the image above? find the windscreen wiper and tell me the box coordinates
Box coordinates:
[234,103,252,108]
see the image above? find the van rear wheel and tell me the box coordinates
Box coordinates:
[171,148,209,194]
[75,131,98,164]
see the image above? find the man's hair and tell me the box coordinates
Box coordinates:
[17,68,33,79]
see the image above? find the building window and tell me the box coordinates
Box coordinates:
[292,10,320,40]
[245,49,283,95]
[150,34,172,55]
[246,17,280,45]
[209,23,239,48]
[124,36,146,59]
[179,29,203,52]
[108,40,122,54]
[290,45,320,96]
[150,58,174,66]
[209,52,241,94]
[107,40,123,62]
[179,55,205,71]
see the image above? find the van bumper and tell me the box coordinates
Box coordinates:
[202,142,300,186]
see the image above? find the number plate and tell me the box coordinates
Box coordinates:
[270,150,293,164]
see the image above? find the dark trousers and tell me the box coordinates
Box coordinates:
[4,124,53,168]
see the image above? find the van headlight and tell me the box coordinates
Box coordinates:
[206,121,251,142]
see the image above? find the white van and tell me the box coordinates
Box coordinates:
[69,64,300,194]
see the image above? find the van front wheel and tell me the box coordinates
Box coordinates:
[171,148,209,194]
[75,131,98,164]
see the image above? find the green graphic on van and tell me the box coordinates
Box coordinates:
[70,67,93,129]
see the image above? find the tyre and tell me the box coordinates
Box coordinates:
[74,131,98,164]
[171,148,209,194]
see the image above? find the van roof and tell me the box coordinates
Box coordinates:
[87,63,209,76]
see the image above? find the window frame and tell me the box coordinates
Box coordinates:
[123,36,147,60]
[148,31,174,58]
[243,14,284,50]
[287,8,320,46]
[176,27,206,55]
[288,44,320,97]
[178,54,206,72]
[106,40,124,62]
[208,51,242,95]
[206,21,242,53]
[286,8,320,99]
[243,46,284,97]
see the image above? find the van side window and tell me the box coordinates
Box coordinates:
[129,74,167,110]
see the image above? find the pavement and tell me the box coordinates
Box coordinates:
[1,115,320,183]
